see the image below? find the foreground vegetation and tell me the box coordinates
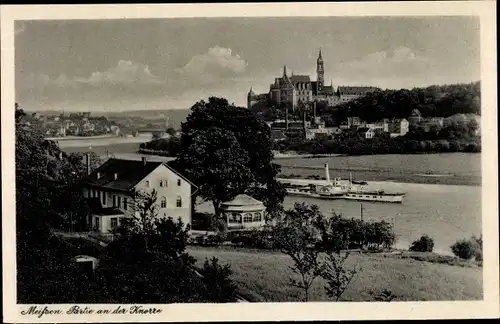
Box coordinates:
[16,104,238,303]
[187,246,482,302]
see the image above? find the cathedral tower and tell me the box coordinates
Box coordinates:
[316,48,324,93]
[247,87,256,109]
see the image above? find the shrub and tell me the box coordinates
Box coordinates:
[191,212,217,231]
[451,239,476,260]
[199,257,238,302]
[370,289,397,302]
[471,234,483,261]
[409,234,434,252]
[316,215,396,252]
[192,233,224,247]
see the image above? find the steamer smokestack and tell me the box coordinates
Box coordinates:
[324,163,330,184]
[85,153,91,176]
[285,106,289,130]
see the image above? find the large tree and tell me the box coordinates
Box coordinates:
[176,97,285,217]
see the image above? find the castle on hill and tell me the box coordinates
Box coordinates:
[247,49,380,110]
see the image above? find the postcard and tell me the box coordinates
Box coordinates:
[1,2,498,322]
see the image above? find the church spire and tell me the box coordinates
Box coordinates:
[318,48,323,61]
[283,65,287,77]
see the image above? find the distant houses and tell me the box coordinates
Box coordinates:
[388,119,410,137]
[25,111,121,137]
[356,127,375,139]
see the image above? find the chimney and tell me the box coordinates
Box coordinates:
[85,153,91,176]
[114,173,118,180]
[142,157,147,166]
[285,106,289,130]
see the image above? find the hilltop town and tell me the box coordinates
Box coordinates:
[248,49,380,110]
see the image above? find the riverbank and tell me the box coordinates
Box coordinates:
[277,168,480,186]
[276,153,481,186]
[273,152,343,159]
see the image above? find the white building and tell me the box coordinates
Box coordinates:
[220,194,266,230]
[81,157,195,234]
[357,127,376,139]
[366,121,389,133]
[388,118,410,137]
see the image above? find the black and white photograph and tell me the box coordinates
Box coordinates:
[2,2,498,322]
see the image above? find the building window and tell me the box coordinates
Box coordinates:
[243,213,253,223]
[95,217,100,230]
[111,218,118,229]
[102,191,106,205]
[165,180,168,187]
[117,196,122,209]
[176,196,182,208]
[161,197,167,208]
[231,213,242,223]
[177,179,181,186]
[113,195,117,207]
[123,197,128,210]
[253,212,262,222]
[160,180,163,187]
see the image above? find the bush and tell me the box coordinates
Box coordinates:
[191,212,217,231]
[192,233,224,247]
[316,215,396,252]
[409,234,434,252]
[451,239,476,260]
[471,234,483,261]
[199,257,238,302]
[226,229,276,250]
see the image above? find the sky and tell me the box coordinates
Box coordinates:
[15,16,480,112]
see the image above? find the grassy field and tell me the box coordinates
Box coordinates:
[187,246,482,302]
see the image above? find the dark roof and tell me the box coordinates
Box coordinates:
[290,75,311,84]
[272,121,305,130]
[271,130,287,141]
[323,85,334,95]
[87,198,123,216]
[338,86,379,95]
[82,158,163,192]
[410,109,422,117]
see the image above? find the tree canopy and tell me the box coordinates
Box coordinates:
[329,82,480,123]
[176,97,285,217]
